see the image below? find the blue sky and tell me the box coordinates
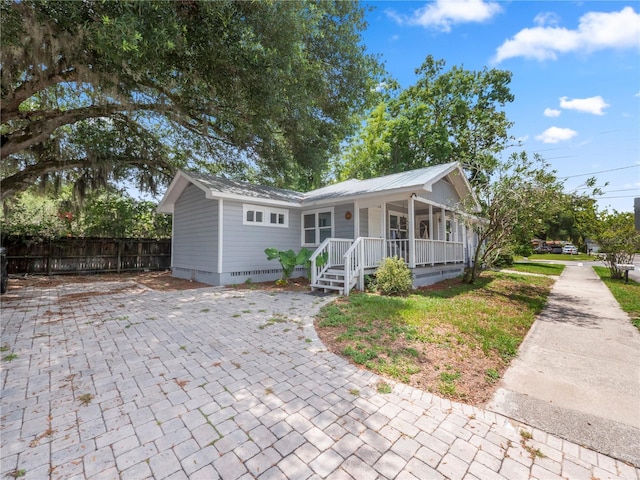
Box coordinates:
[360,0,640,213]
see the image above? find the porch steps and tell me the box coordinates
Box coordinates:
[311,268,352,295]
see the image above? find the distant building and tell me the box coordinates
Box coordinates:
[636,198,640,231]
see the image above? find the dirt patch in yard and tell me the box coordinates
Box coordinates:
[317,320,505,406]
[229,276,312,293]
[314,273,552,407]
[2,270,211,294]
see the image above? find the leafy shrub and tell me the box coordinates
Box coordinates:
[514,243,533,257]
[265,247,314,283]
[492,252,514,267]
[364,274,377,293]
[375,256,413,296]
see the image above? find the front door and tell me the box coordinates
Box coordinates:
[368,207,382,237]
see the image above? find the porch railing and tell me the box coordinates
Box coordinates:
[341,237,389,295]
[360,237,386,268]
[387,239,409,263]
[414,239,432,265]
[311,237,465,295]
[414,240,464,265]
[310,238,353,286]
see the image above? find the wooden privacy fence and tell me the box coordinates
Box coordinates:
[3,236,171,275]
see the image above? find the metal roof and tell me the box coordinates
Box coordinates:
[303,162,458,202]
[185,171,305,203]
[160,162,464,212]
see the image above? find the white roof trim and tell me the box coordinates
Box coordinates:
[157,170,301,213]
[157,162,480,213]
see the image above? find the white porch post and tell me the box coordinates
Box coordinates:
[408,196,416,268]
[453,213,458,242]
[463,221,468,265]
[442,208,447,263]
[429,204,434,265]
[453,213,459,263]
[381,203,387,258]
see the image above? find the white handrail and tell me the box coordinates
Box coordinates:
[310,238,353,287]
[310,238,332,286]
[342,238,363,296]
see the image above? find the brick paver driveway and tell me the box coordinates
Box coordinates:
[1,281,638,479]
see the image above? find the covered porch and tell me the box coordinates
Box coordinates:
[310,195,474,295]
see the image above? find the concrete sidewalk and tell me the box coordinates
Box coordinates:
[488,262,640,466]
[1,278,639,479]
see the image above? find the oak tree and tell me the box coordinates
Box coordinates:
[1,0,383,199]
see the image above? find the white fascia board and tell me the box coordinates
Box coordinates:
[422,165,481,213]
[413,194,484,223]
[301,185,426,208]
[156,170,302,212]
[203,191,301,208]
[156,173,191,213]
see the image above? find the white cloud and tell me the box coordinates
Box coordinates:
[388,0,502,32]
[635,91,640,97]
[559,96,610,115]
[544,108,562,117]
[533,12,560,27]
[493,6,640,63]
[535,127,578,143]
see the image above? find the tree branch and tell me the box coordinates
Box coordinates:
[1,102,166,159]
[1,68,80,121]
[0,154,172,200]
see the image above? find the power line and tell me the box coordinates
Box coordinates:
[602,188,640,193]
[560,164,639,179]
[596,195,639,199]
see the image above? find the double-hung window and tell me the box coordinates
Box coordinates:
[302,208,333,246]
[243,204,288,228]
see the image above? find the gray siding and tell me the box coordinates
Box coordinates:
[222,200,302,273]
[431,179,461,206]
[334,203,355,239]
[173,184,218,272]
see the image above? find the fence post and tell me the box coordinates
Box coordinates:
[117,239,122,274]
[46,237,52,276]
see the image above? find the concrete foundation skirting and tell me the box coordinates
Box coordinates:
[412,264,464,287]
[172,266,307,286]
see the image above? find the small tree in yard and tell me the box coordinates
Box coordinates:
[461,152,566,284]
[594,211,640,279]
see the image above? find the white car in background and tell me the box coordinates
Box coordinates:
[562,244,578,254]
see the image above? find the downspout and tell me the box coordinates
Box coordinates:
[170,212,175,271]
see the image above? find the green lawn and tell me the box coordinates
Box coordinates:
[506,262,565,276]
[593,266,640,331]
[315,271,554,404]
[526,253,595,262]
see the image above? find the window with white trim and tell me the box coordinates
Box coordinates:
[302,208,333,246]
[243,204,288,227]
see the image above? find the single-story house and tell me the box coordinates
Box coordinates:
[157,161,481,295]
